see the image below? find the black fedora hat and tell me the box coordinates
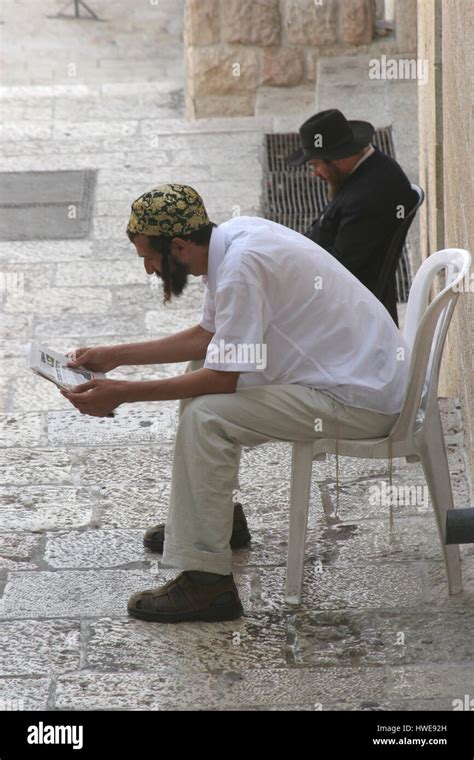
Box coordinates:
[287,109,375,166]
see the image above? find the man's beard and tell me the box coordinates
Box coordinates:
[325,165,349,200]
[155,256,190,300]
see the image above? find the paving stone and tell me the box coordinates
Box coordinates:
[232,512,451,569]
[86,611,289,673]
[76,446,174,486]
[304,515,451,565]
[0,677,51,711]
[0,620,81,675]
[53,120,139,139]
[0,568,252,620]
[0,239,94,263]
[0,122,52,139]
[7,371,75,413]
[47,404,177,446]
[3,286,112,315]
[97,483,171,529]
[92,215,134,240]
[256,563,425,612]
[0,413,43,447]
[0,485,93,532]
[144,307,206,334]
[0,262,53,290]
[0,313,32,340]
[0,532,42,571]
[291,609,474,667]
[54,666,387,710]
[34,314,147,339]
[44,529,147,569]
[0,449,74,486]
[423,558,474,609]
[55,260,148,287]
[388,664,474,704]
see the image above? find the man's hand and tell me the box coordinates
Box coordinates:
[66,346,120,373]
[60,379,126,417]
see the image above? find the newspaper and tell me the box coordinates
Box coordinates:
[26,342,107,391]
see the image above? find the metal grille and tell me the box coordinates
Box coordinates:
[263,127,412,302]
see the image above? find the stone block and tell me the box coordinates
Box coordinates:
[0,621,81,675]
[76,446,174,486]
[54,665,386,710]
[55,260,147,287]
[339,0,376,45]
[256,563,425,612]
[262,48,305,87]
[291,608,474,667]
[192,94,257,118]
[47,405,177,447]
[189,46,261,96]
[0,485,93,531]
[285,0,338,47]
[185,0,220,47]
[221,0,280,46]
[44,529,146,569]
[3,287,112,315]
[0,677,50,711]
[85,612,287,673]
[0,449,73,486]
[0,413,43,447]
[0,532,42,571]
[98,483,171,529]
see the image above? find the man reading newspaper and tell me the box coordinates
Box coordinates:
[62,184,410,624]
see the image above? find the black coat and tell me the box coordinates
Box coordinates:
[305,147,415,324]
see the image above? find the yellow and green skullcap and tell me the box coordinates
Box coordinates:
[127,184,210,237]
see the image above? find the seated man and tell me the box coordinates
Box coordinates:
[63,184,410,624]
[287,109,417,325]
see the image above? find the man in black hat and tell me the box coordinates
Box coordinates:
[287,109,417,325]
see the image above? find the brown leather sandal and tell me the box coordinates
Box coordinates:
[127,571,243,623]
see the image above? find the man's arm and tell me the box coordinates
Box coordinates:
[66,325,215,373]
[121,367,239,402]
[115,324,214,366]
[61,367,240,416]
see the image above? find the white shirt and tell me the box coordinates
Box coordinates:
[199,217,411,414]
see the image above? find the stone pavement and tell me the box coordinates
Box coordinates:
[1,0,473,711]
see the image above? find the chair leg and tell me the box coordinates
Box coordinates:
[285,441,314,604]
[419,417,463,595]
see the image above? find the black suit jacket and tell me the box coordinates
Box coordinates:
[306,147,415,324]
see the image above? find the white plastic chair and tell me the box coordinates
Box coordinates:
[285,248,472,604]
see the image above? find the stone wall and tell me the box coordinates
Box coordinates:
[417,0,474,488]
[185,0,379,118]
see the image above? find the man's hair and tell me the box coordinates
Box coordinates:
[127,222,216,303]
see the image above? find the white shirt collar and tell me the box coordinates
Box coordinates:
[202,224,226,293]
[350,144,375,175]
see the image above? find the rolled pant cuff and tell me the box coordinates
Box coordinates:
[162,539,232,575]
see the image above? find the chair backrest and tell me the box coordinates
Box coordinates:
[390,248,471,442]
[374,183,425,302]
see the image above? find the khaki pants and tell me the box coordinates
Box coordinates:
[162,360,398,575]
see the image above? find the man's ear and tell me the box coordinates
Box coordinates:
[170,237,191,261]
[170,237,185,255]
